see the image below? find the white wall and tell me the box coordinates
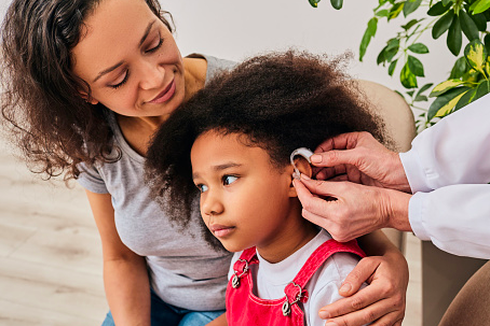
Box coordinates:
[162,0,454,107]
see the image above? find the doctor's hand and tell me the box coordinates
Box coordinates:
[293,177,412,242]
[311,132,411,193]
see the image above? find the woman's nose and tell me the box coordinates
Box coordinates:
[138,60,165,90]
[202,192,224,216]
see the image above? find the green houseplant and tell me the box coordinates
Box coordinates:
[309,0,490,130]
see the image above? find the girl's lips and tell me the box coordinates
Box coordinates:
[209,224,235,238]
[149,79,176,104]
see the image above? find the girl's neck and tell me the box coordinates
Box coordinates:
[256,202,319,264]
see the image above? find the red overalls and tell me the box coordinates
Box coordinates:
[226,239,366,326]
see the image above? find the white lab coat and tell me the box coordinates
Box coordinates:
[400,94,490,259]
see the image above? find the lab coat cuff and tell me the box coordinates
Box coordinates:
[399,150,432,193]
[408,192,431,241]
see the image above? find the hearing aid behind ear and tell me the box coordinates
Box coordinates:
[290,147,314,179]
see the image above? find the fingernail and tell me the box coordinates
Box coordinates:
[300,173,311,181]
[311,154,322,164]
[340,283,351,293]
[325,322,338,326]
[319,310,330,319]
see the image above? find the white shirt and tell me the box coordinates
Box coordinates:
[228,230,364,326]
[400,94,490,259]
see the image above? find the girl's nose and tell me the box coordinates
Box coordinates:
[202,192,224,216]
[138,60,165,90]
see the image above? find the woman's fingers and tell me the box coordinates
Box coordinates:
[339,258,379,297]
[323,303,402,326]
[319,254,407,326]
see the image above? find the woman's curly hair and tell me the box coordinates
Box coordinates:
[145,50,389,229]
[0,0,172,180]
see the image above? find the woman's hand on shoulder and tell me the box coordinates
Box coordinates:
[318,248,408,326]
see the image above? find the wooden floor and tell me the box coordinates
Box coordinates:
[0,137,421,326]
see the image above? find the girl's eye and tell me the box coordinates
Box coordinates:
[110,71,129,89]
[146,37,163,54]
[223,175,238,186]
[196,184,209,193]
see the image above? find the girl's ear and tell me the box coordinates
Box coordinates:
[79,91,99,105]
[288,156,312,197]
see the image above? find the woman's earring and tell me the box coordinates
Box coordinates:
[290,147,313,179]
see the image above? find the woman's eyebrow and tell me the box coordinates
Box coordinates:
[92,20,157,83]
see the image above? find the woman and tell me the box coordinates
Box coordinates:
[1,0,408,325]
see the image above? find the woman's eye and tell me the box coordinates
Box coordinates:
[146,37,163,53]
[196,184,209,193]
[223,175,238,186]
[110,71,129,89]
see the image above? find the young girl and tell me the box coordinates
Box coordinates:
[145,51,387,325]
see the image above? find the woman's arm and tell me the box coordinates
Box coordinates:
[206,313,227,326]
[319,230,408,326]
[85,190,151,326]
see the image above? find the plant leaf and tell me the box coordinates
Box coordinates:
[470,0,490,14]
[447,15,462,56]
[416,83,434,97]
[430,79,465,97]
[400,62,418,88]
[330,0,343,10]
[403,0,422,17]
[449,56,468,79]
[402,18,421,30]
[415,94,429,102]
[427,1,451,16]
[376,9,390,17]
[408,43,430,54]
[473,79,490,101]
[454,88,476,111]
[388,59,398,76]
[309,0,321,8]
[459,10,480,41]
[408,55,425,76]
[389,2,405,20]
[432,10,454,39]
[470,13,487,31]
[359,17,378,62]
[464,40,488,74]
[428,87,470,120]
[442,0,453,6]
[484,34,490,55]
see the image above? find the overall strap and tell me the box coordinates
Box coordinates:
[284,239,366,301]
[230,247,258,290]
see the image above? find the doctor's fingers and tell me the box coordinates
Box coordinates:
[314,131,373,154]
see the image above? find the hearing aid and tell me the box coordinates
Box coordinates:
[290,147,314,180]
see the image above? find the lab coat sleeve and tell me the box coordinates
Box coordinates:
[399,94,490,259]
[409,185,490,259]
[399,94,490,192]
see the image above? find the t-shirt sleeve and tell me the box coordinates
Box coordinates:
[76,161,109,194]
[305,252,368,326]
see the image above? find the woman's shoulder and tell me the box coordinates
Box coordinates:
[185,53,238,84]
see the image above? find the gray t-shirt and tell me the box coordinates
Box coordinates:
[77,54,237,311]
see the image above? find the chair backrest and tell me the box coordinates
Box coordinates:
[355,80,417,252]
[355,80,416,152]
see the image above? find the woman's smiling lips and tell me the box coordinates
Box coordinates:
[149,79,176,104]
[209,224,235,238]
